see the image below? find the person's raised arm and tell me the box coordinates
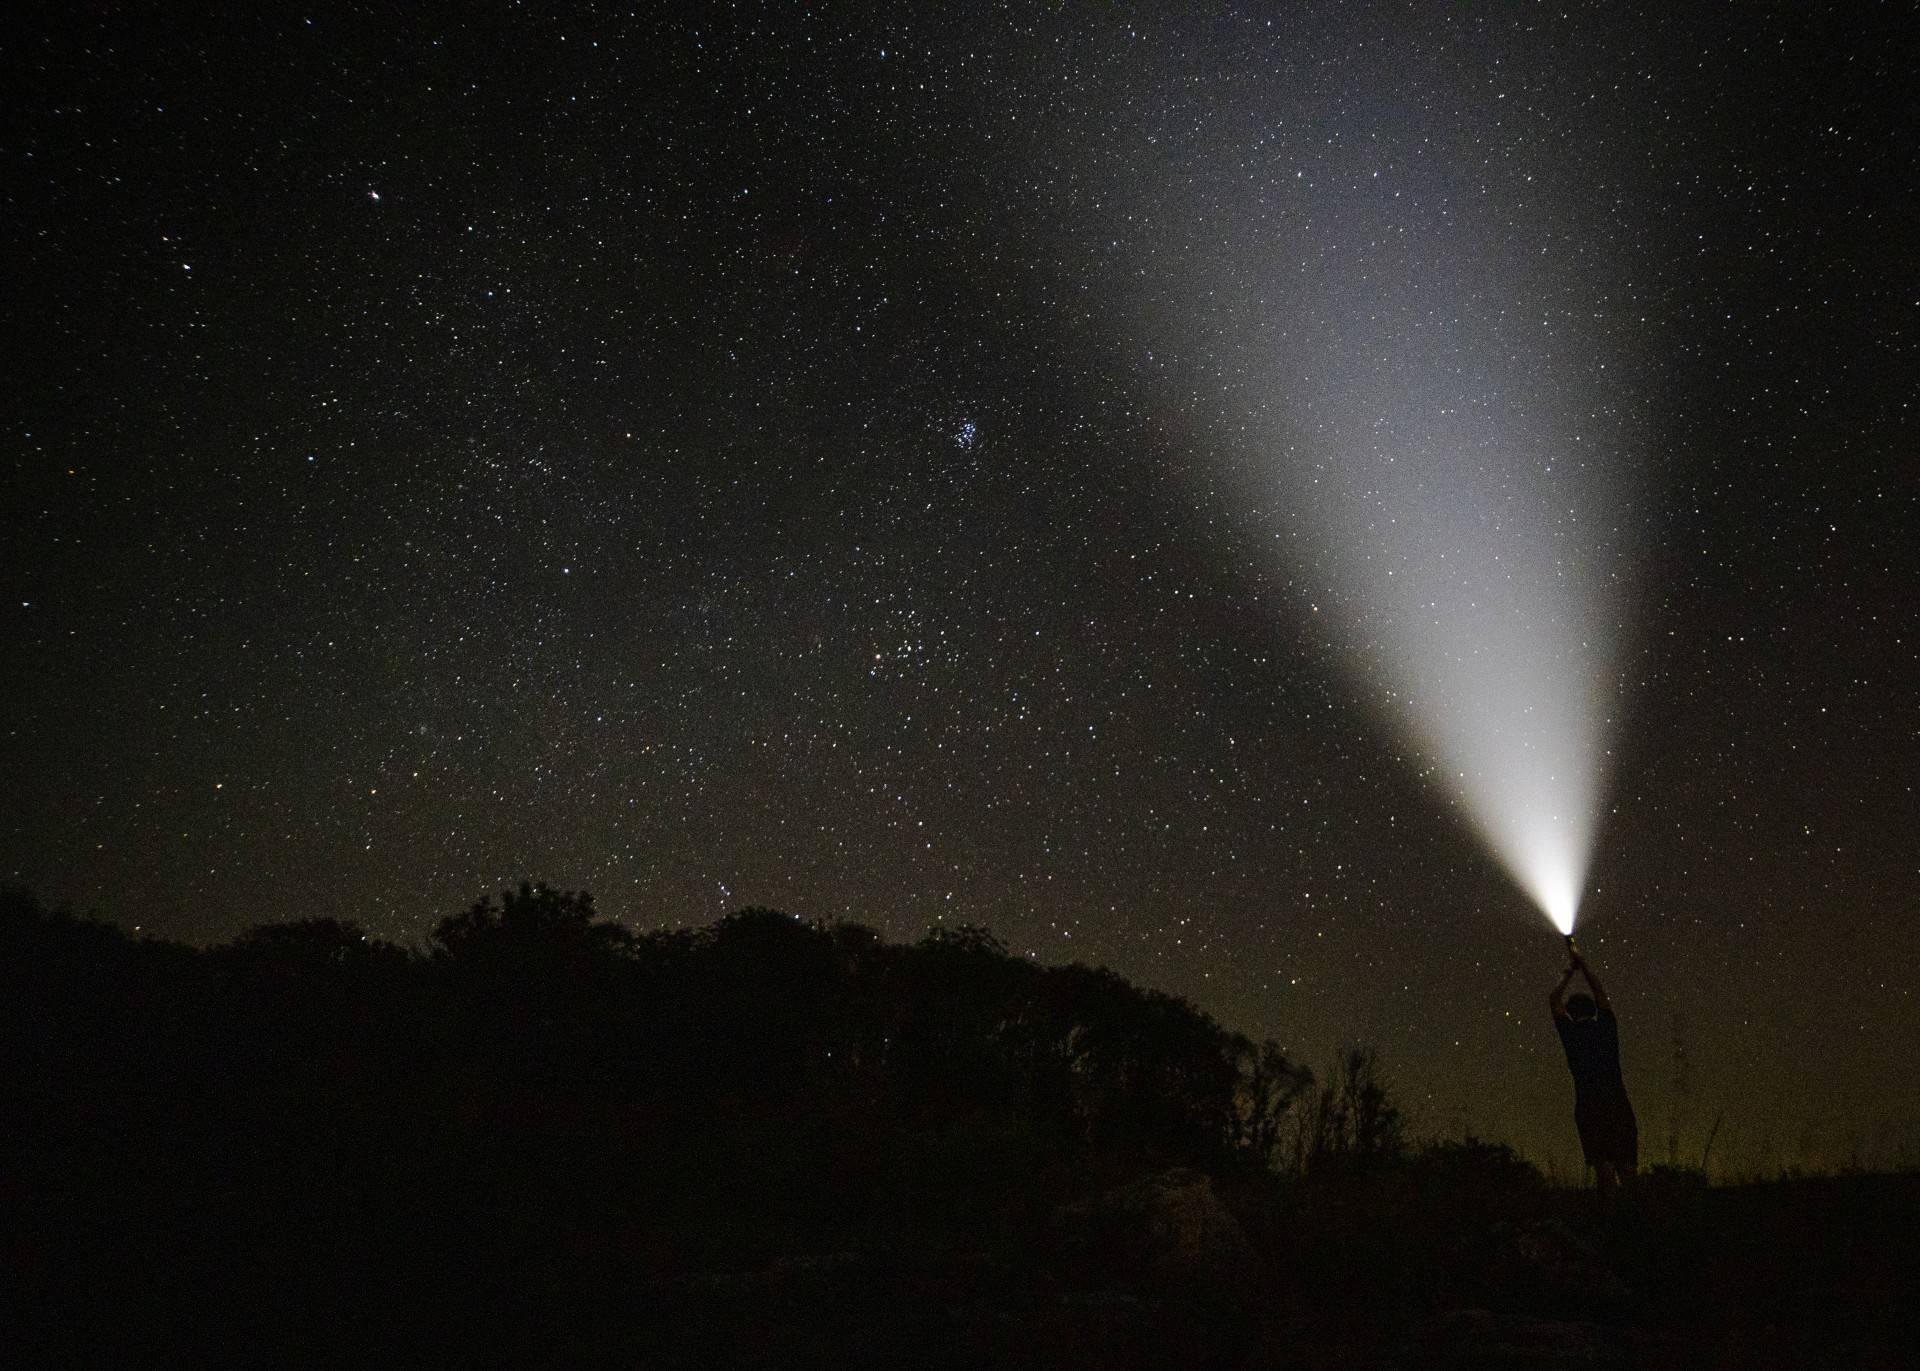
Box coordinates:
[1578,957,1612,1015]
[1549,963,1577,1019]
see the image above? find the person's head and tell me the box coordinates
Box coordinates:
[1566,992,1598,1021]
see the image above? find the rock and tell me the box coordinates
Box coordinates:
[1484,1218,1631,1316]
[1054,1167,1257,1285]
[1399,1308,1657,1370]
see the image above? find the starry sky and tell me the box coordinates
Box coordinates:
[6,3,1915,1174]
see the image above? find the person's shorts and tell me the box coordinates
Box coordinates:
[1575,1091,1639,1170]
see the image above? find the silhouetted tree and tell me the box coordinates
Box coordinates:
[432,881,631,961]
[1293,1047,1405,1172]
[1233,1037,1314,1169]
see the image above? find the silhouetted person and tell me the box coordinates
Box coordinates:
[1550,950,1637,1207]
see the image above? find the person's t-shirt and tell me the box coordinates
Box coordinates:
[1555,1005,1625,1098]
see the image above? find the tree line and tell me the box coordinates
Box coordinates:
[3,881,1419,1361]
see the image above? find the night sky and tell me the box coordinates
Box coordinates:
[7,3,1915,1174]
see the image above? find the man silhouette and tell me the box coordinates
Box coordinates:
[1550,950,1637,1206]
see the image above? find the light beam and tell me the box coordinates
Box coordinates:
[1085,13,1656,933]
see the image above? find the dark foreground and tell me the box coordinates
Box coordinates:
[614,1171,1920,1371]
[6,889,1913,1367]
[13,1163,1916,1368]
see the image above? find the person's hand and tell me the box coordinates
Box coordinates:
[1569,950,1586,970]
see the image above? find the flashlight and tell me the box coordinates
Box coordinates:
[1564,933,1580,960]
